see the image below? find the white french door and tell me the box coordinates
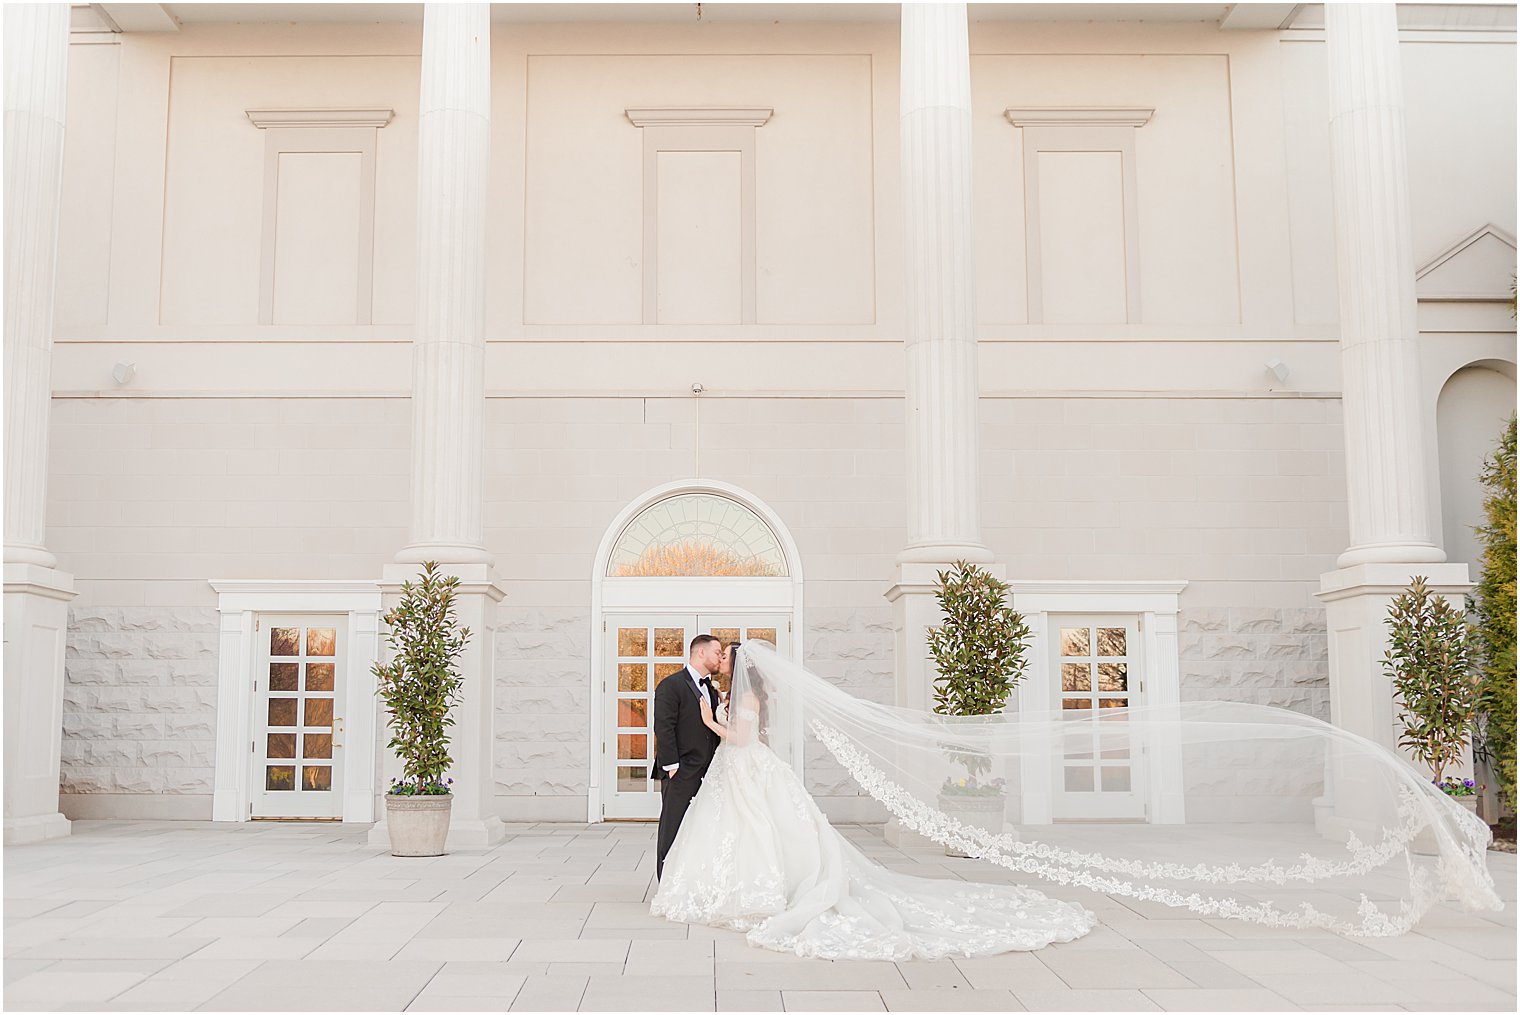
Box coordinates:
[250,614,346,818]
[602,613,789,820]
[1052,614,1146,821]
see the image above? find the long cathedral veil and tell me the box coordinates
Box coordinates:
[727,640,1500,937]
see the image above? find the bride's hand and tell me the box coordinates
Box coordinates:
[699,697,714,723]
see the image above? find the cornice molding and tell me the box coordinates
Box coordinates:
[246,108,395,130]
[625,106,773,128]
[1005,106,1155,128]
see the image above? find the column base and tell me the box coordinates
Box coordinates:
[4,812,71,845]
[1317,561,1474,757]
[367,814,506,851]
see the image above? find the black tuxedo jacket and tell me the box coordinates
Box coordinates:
[651,665,720,781]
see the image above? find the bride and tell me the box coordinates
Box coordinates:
[652,640,1500,954]
[650,641,1097,959]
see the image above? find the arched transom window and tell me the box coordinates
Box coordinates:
[608,493,787,577]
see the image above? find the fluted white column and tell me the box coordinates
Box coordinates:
[375,3,505,849]
[4,2,69,569]
[897,2,992,566]
[396,2,491,566]
[1325,2,1443,568]
[4,2,76,846]
[1316,5,1471,785]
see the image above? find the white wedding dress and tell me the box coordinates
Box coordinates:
[649,702,1097,960]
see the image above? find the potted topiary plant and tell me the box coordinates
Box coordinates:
[1383,575,1480,853]
[372,561,471,857]
[927,560,1032,857]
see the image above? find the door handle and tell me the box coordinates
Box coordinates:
[333,716,344,749]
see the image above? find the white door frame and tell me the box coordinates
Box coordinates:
[1009,580,1187,825]
[209,580,382,823]
[588,480,806,823]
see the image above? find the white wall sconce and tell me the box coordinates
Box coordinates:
[1264,359,1289,384]
[111,362,136,385]
[691,382,705,396]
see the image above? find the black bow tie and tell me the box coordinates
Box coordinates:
[698,676,712,686]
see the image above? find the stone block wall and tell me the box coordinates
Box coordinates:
[1178,607,1331,720]
[59,606,219,814]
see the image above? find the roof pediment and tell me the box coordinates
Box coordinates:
[1416,224,1517,303]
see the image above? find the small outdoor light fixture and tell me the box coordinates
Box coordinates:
[691,382,705,396]
[111,361,137,385]
[1264,359,1289,384]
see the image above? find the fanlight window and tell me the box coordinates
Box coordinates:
[608,494,787,577]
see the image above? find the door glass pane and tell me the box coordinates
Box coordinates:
[268,698,298,726]
[617,699,647,728]
[305,663,335,691]
[271,628,301,656]
[267,733,296,758]
[1098,697,1127,709]
[618,663,648,692]
[1101,766,1132,792]
[1062,698,1092,711]
[304,698,334,728]
[302,766,332,791]
[266,766,296,791]
[1064,767,1094,792]
[1097,663,1127,692]
[618,627,648,657]
[654,662,684,681]
[1060,628,1090,656]
[745,627,777,646]
[1097,628,1127,656]
[303,733,333,759]
[306,627,337,656]
[710,627,740,646]
[617,734,647,759]
[653,628,685,657]
[269,663,299,691]
[617,766,648,792]
[1061,663,1091,691]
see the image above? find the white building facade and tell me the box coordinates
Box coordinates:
[3,1,1515,844]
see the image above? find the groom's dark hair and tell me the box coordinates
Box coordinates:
[689,633,720,655]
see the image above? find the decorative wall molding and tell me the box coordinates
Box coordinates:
[1006,106,1151,325]
[1416,223,1518,302]
[625,106,772,128]
[1005,107,1154,128]
[625,106,771,325]
[246,108,394,130]
[246,108,392,326]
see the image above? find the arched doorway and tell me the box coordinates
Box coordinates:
[1436,362,1517,570]
[587,481,804,821]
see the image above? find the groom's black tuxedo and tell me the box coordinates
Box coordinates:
[652,664,721,879]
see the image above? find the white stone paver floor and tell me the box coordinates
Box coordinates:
[3,820,1514,1012]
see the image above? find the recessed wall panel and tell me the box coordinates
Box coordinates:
[272,152,362,325]
[1036,150,1128,324]
[655,151,742,325]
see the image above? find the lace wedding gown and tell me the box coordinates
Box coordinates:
[649,703,1097,960]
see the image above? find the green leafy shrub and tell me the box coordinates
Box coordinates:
[1472,414,1517,808]
[927,560,1031,717]
[372,561,472,795]
[1384,576,1478,786]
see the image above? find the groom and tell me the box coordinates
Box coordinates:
[652,633,723,880]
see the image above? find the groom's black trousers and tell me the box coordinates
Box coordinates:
[656,770,703,880]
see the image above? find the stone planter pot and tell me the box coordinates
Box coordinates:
[937,793,1008,858]
[386,793,452,857]
[1411,795,1478,856]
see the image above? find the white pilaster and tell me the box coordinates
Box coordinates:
[3,3,75,845]
[1317,5,1471,769]
[375,3,505,849]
